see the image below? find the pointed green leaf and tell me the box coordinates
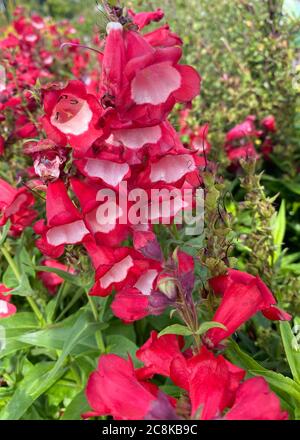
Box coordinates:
[158,324,193,338]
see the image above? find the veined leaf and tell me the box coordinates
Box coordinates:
[272,199,286,262]
[196,321,227,335]
[35,265,82,286]
[226,340,300,404]
[0,362,66,420]
[158,324,193,338]
[61,390,90,420]
[280,321,300,384]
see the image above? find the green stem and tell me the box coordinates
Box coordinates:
[85,290,105,353]
[171,223,180,240]
[0,244,44,323]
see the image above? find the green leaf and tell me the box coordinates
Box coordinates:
[0,362,66,420]
[106,335,141,367]
[16,247,35,278]
[9,272,33,297]
[280,321,300,384]
[0,313,39,359]
[61,390,90,420]
[196,321,227,335]
[226,340,300,404]
[158,324,193,337]
[2,264,18,288]
[16,320,106,356]
[35,265,82,286]
[0,221,11,245]
[272,199,286,261]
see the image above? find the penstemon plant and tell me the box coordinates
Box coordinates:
[0,1,299,421]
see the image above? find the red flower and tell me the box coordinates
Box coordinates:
[111,277,170,323]
[144,25,183,48]
[128,8,165,30]
[204,269,292,348]
[71,178,130,247]
[42,81,105,154]
[136,331,185,379]
[225,377,288,420]
[261,115,276,133]
[85,354,176,420]
[226,116,257,142]
[0,284,16,318]
[92,332,288,420]
[84,238,151,297]
[35,180,89,258]
[24,139,67,182]
[0,178,36,236]
[0,135,5,156]
[227,142,259,163]
[100,24,201,126]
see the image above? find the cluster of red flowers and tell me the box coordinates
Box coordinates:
[86,266,291,420]
[0,6,292,420]
[225,114,277,165]
[23,7,202,323]
[0,7,91,154]
[178,109,276,166]
[85,331,288,420]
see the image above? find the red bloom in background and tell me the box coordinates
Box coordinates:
[128,8,165,30]
[261,115,276,133]
[204,269,291,348]
[0,178,37,236]
[38,259,75,295]
[0,284,16,318]
[226,116,257,142]
[0,135,5,156]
